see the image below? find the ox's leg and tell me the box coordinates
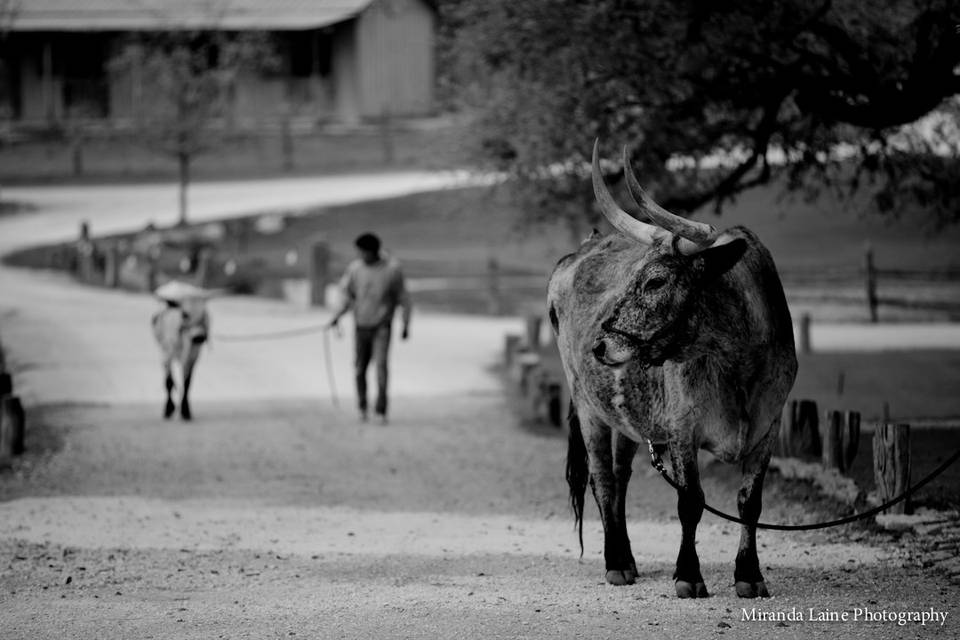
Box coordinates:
[670,442,707,598]
[734,447,771,598]
[180,347,200,421]
[585,420,639,585]
[163,364,176,419]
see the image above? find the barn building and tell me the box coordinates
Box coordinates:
[0,0,437,129]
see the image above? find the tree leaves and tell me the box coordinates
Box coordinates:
[440,0,960,231]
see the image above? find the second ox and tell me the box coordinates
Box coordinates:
[547,141,797,598]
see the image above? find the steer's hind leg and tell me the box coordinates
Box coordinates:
[670,441,707,598]
[584,419,639,585]
[163,369,176,419]
[734,447,772,598]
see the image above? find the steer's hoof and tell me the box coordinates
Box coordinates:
[735,581,770,598]
[675,580,709,598]
[164,401,175,419]
[605,569,637,586]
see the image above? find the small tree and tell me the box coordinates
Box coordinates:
[111,31,274,225]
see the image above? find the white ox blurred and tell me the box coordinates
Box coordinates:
[151,281,211,420]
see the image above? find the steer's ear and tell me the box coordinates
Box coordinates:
[699,236,747,280]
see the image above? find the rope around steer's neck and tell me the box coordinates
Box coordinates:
[646,440,960,531]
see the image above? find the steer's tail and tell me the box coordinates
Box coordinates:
[565,401,589,557]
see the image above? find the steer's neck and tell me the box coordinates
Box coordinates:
[690,271,770,370]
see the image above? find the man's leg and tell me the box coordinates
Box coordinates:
[355,327,375,419]
[372,324,392,420]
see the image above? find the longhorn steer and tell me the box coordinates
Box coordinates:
[547,142,797,598]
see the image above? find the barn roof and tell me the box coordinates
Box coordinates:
[6,0,381,32]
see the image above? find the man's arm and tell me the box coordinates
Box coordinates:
[327,264,356,328]
[395,266,412,340]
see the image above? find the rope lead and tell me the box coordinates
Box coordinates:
[647,438,960,531]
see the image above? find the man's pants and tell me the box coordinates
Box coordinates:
[354,324,392,416]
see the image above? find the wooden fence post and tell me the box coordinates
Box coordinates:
[309,240,330,307]
[546,382,563,428]
[104,242,120,288]
[864,241,878,323]
[821,409,843,470]
[195,247,212,288]
[842,411,861,472]
[0,394,25,461]
[504,334,521,367]
[873,422,910,515]
[146,246,159,293]
[525,315,542,352]
[778,399,820,459]
[76,220,94,283]
[281,110,294,172]
[487,257,502,315]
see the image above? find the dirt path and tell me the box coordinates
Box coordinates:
[0,392,955,639]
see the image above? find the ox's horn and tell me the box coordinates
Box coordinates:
[592,140,669,246]
[621,146,716,247]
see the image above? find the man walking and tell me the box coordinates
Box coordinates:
[327,233,411,424]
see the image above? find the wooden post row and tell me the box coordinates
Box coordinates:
[873,422,910,515]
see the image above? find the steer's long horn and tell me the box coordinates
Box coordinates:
[621,146,716,245]
[592,140,669,246]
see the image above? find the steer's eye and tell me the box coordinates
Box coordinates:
[643,276,667,293]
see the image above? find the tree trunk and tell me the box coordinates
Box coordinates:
[178,152,190,226]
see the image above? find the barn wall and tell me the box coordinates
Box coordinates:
[354,0,435,119]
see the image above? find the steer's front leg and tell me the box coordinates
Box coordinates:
[734,446,772,598]
[670,441,707,598]
[584,419,639,585]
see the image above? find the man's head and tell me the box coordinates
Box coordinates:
[355,233,381,264]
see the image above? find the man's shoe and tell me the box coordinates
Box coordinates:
[359,410,368,423]
[375,413,388,426]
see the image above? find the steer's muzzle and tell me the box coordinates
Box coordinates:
[591,334,635,367]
